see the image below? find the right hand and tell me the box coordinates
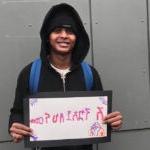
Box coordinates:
[10,122,33,143]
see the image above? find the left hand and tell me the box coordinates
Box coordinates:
[103,111,123,130]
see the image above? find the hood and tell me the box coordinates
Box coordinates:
[40,3,90,65]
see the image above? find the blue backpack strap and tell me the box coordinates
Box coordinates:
[29,58,41,94]
[81,62,93,90]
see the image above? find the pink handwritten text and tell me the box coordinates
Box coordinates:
[30,107,91,125]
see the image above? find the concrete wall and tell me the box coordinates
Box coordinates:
[92,0,150,149]
[0,0,149,150]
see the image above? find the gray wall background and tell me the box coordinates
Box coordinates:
[0,0,149,150]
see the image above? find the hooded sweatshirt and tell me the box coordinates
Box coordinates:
[40,3,90,65]
[9,3,103,150]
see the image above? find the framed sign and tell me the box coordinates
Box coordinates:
[24,91,112,148]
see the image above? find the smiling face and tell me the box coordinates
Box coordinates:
[48,27,76,55]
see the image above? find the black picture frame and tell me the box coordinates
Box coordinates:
[23,90,112,148]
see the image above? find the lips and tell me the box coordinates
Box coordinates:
[57,41,70,47]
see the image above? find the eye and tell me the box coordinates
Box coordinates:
[53,28,62,33]
[52,27,75,35]
[65,28,74,35]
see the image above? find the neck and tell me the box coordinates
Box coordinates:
[49,52,72,69]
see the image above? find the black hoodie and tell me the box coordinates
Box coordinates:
[40,3,90,66]
[9,3,103,150]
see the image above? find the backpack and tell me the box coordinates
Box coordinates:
[29,58,93,94]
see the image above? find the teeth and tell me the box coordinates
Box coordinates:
[58,42,69,46]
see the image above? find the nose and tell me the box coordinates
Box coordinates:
[60,30,68,38]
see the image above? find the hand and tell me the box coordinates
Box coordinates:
[10,122,33,143]
[103,111,123,130]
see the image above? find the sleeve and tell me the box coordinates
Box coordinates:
[8,64,31,130]
[90,66,103,91]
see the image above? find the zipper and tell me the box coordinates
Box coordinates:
[49,63,70,92]
[61,75,66,92]
[60,72,70,92]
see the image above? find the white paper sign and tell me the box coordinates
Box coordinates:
[29,96,108,141]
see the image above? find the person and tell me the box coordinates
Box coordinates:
[9,3,123,150]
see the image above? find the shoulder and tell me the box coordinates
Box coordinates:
[86,64,101,78]
[17,62,32,82]
[79,62,101,77]
[85,64,103,90]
